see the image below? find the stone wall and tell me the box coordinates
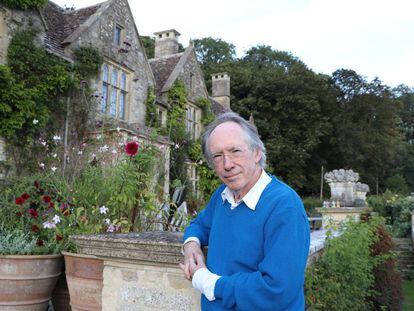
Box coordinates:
[65,0,155,127]
[72,230,328,310]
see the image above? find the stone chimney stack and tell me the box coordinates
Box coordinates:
[211,72,230,109]
[153,29,180,58]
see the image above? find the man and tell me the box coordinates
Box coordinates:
[180,112,310,310]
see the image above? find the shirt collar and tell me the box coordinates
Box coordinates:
[221,170,272,210]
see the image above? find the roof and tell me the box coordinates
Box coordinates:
[41,1,103,57]
[210,97,231,115]
[149,53,183,92]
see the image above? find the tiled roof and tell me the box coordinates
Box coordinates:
[42,1,102,57]
[149,53,183,92]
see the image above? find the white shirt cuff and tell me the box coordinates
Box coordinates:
[182,237,201,255]
[192,267,220,301]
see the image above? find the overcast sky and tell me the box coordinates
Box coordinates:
[52,0,414,88]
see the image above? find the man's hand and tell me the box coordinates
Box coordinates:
[179,241,206,280]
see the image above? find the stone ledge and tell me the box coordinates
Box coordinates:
[71,231,184,265]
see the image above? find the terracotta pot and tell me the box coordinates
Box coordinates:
[63,251,103,311]
[0,254,63,311]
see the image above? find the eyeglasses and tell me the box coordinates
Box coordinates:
[211,148,247,164]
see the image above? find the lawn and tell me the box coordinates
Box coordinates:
[403,280,414,311]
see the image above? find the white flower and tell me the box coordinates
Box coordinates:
[52,153,57,158]
[99,145,109,153]
[33,119,39,124]
[96,134,102,140]
[197,160,203,165]
[104,218,111,225]
[53,135,61,141]
[132,136,139,142]
[43,221,56,229]
[51,166,57,172]
[118,142,124,146]
[174,143,180,149]
[111,149,117,155]
[116,126,121,132]
[77,150,83,155]
[52,215,61,224]
[39,163,45,169]
[40,141,47,147]
[99,205,108,214]
[107,224,116,232]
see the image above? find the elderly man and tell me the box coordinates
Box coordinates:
[180,112,310,310]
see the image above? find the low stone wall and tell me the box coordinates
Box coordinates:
[72,230,329,310]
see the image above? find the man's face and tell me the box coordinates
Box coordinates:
[208,122,262,199]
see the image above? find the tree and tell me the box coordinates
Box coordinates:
[229,45,332,190]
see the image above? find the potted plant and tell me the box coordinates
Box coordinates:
[0,175,68,310]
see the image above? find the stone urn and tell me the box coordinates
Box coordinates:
[0,254,63,310]
[63,251,104,311]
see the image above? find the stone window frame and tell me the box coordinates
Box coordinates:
[187,162,200,198]
[100,61,131,120]
[156,107,167,128]
[114,23,124,46]
[186,103,200,140]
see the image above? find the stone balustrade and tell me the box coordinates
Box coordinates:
[71,230,328,310]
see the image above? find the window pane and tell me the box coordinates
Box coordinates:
[119,92,126,120]
[115,25,122,45]
[102,64,109,82]
[121,72,126,90]
[112,69,118,86]
[101,84,108,112]
[110,89,117,116]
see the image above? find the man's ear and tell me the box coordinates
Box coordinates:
[254,149,262,164]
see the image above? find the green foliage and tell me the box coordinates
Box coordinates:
[1,0,47,9]
[367,192,414,237]
[73,46,103,81]
[0,225,60,255]
[305,217,387,310]
[140,35,155,59]
[164,81,189,186]
[196,97,214,126]
[384,174,410,195]
[145,87,158,128]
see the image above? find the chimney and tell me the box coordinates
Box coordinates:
[211,72,230,109]
[153,29,180,58]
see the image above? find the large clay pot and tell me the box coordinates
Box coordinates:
[51,271,71,311]
[63,251,103,311]
[0,254,63,311]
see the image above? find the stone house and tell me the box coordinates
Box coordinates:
[0,0,230,197]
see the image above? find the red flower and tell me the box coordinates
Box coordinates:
[31,225,39,232]
[56,235,63,241]
[28,208,38,218]
[125,141,139,156]
[16,212,22,217]
[36,239,44,247]
[15,197,25,205]
[21,193,30,200]
[43,195,51,203]
[49,202,55,209]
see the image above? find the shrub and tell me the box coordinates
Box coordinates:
[305,217,386,310]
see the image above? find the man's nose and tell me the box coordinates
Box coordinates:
[223,155,234,170]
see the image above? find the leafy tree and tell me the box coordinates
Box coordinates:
[328,69,403,193]
[1,0,47,9]
[140,36,155,59]
[229,45,331,190]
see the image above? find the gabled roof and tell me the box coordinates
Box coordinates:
[149,53,183,93]
[41,1,106,58]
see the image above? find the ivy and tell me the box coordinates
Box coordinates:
[196,97,214,126]
[2,28,102,174]
[1,0,47,10]
[145,87,158,128]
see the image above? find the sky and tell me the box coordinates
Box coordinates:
[52,0,414,88]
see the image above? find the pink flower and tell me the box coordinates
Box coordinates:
[125,141,139,156]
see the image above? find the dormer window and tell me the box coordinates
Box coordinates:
[114,24,124,46]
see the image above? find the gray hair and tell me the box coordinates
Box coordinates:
[201,112,267,168]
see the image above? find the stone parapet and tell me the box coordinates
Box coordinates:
[71,230,328,310]
[316,207,371,229]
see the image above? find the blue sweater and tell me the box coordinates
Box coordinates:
[183,175,310,311]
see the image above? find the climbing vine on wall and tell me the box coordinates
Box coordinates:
[1,0,47,10]
[2,28,102,174]
[145,87,158,128]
